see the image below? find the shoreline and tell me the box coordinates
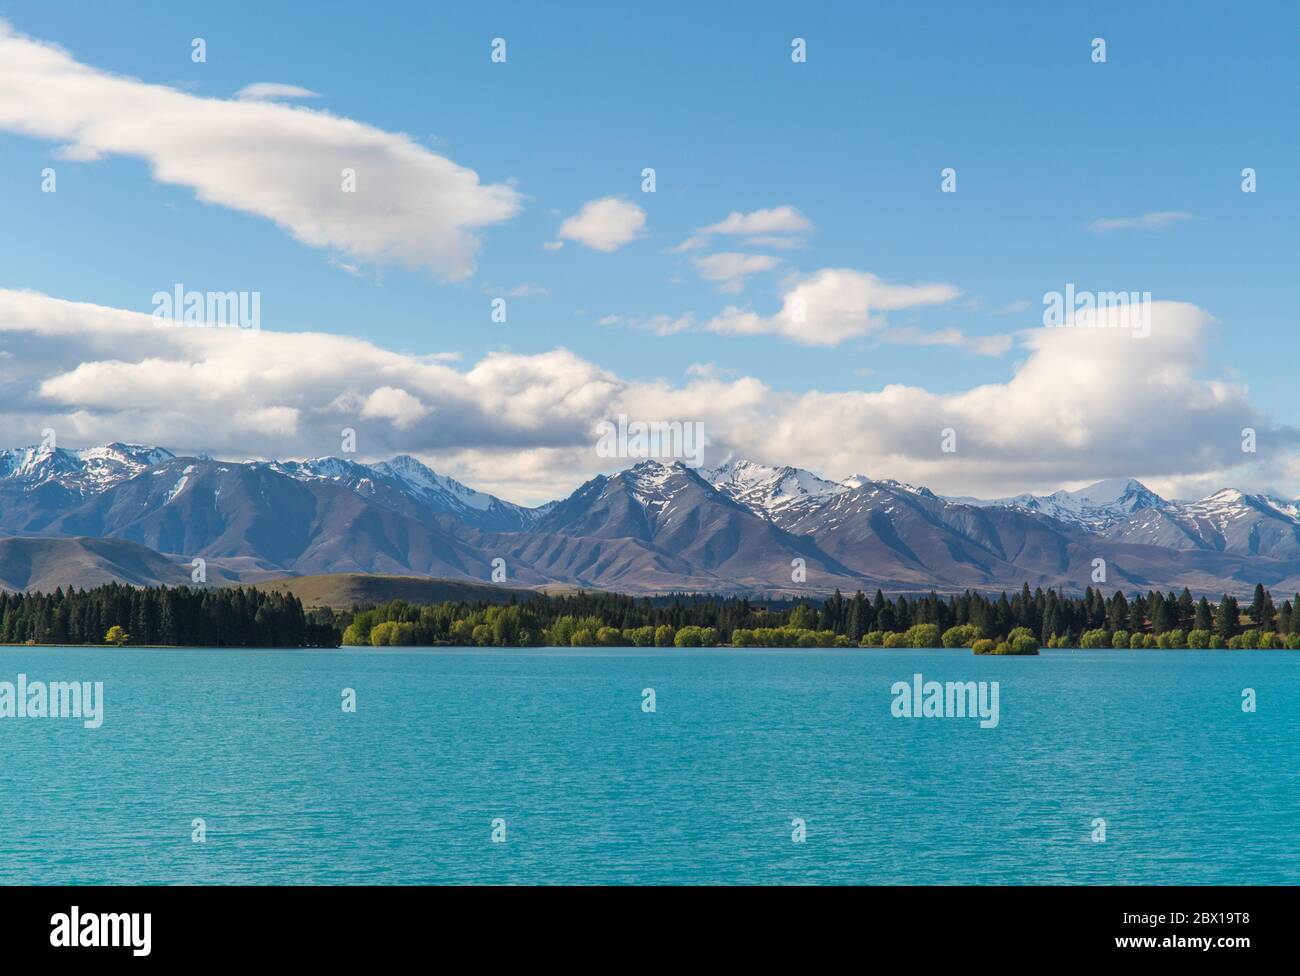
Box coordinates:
[2,642,1296,652]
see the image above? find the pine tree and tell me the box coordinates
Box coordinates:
[1194,596,1213,632]
[1213,595,1239,637]
[1249,583,1268,629]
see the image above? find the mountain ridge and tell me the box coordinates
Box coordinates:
[2,444,1299,596]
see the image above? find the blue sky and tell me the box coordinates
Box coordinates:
[0,1,1297,503]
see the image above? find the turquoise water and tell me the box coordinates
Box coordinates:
[0,646,1296,885]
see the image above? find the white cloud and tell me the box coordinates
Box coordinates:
[666,235,707,254]
[877,326,1013,357]
[705,269,960,346]
[1087,211,1195,233]
[671,205,812,253]
[554,196,646,252]
[743,235,808,250]
[699,206,813,236]
[506,284,548,298]
[0,21,520,279]
[691,252,781,293]
[361,387,431,428]
[596,312,695,336]
[235,82,321,101]
[0,289,1293,504]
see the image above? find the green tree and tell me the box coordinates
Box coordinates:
[1194,597,1213,632]
[1213,595,1239,638]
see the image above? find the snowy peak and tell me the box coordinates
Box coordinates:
[1182,487,1299,523]
[374,455,497,513]
[1059,477,1164,512]
[874,478,936,500]
[702,458,847,518]
[0,442,176,494]
[274,453,539,529]
[961,477,1171,531]
[618,459,697,513]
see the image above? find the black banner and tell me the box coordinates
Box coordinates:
[0,885,1283,962]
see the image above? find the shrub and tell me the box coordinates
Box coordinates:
[1259,631,1279,649]
[992,642,1012,655]
[860,631,884,647]
[1110,630,1128,650]
[654,624,675,647]
[942,624,979,648]
[1079,628,1109,649]
[1289,633,1300,650]
[369,621,417,646]
[904,623,942,648]
[673,626,718,647]
[1239,629,1260,649]
[1186,629,1210,649]
[1209,635,1224,649]
[370,621,397,646]
[626,626,656,647]
[1129,632,1145,649]
[674,626,701,647]
[595,626,624,646]
[1008,635,1040,655]
[1144,634,1158,649]
[972,638,996,655]
[1165,629,1186,649]
[882,632,908,648]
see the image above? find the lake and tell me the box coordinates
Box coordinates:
[1,646,1296,884]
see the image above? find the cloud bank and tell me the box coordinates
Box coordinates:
[0,289,1292,505]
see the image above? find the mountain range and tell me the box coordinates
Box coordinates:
[2,443,1300,597]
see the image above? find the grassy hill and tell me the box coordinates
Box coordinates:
[0,536,239,592]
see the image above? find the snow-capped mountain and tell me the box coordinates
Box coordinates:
[0,442,176,495]
[702,460,939,527]
[270,454,541,530]
[960,478,1300,560]
[955,477,1171,531]
[701,459,848,519]
[3,444,1300,595]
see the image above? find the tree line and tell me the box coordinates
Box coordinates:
[340,583,1300,650]
[0,583,339,647]
[4,581,1300,650]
